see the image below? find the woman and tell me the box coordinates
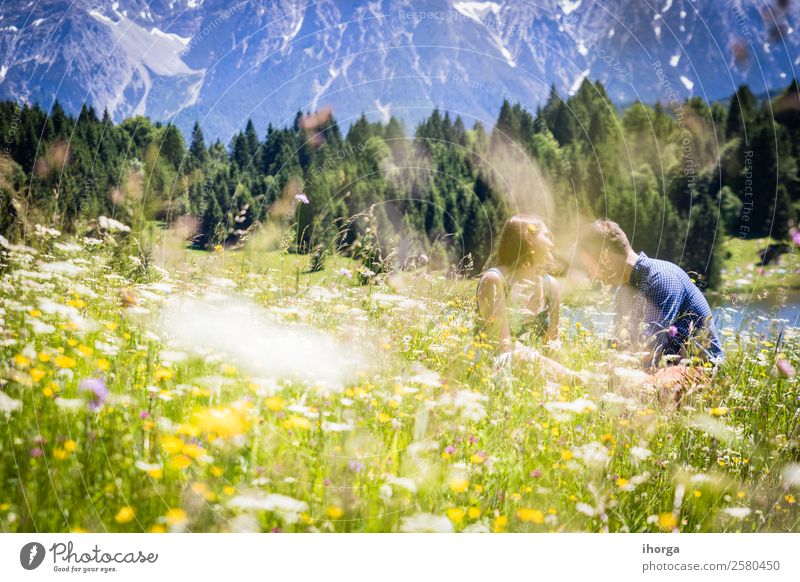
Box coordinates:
[476,215,583,383]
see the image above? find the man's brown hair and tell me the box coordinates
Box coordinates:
[577,219,632,257]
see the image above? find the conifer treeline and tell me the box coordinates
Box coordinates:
[0,78,798,285]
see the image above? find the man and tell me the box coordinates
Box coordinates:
[577,219,724,370]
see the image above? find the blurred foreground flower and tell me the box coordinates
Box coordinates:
[776,359,796,378]
[191,400,252,440]
[0,392,22,415]
[400,513,453,533]
[79,378,108,412]
[227,492,308,524]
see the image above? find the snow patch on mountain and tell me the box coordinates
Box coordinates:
[150,27,191,46]
[560,0,582,15]
[452,1,501,22]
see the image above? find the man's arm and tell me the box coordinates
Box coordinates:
[639,273,683,369]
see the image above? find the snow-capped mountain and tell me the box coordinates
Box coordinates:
[0,0,797,141]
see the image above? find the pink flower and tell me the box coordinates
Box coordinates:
[295,192,309,204]
[792,229,800,246]
[777,359,796,378]
[668,325,678,338]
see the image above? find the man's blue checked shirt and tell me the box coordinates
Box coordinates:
[614,252,724,368]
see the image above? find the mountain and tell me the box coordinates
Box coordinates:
[0,0,797,141]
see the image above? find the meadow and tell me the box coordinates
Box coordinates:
[1,224,799,534]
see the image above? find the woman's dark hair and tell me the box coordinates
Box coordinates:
[496,215,547,268]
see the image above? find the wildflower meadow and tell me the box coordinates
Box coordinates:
[1,222,799,534]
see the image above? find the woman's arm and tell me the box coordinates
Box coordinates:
[476,271,512,353]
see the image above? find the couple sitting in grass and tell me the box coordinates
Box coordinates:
[476,215,724,387]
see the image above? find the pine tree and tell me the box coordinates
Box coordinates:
[189,121,208,168]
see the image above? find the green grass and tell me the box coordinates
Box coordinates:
[717,236,800,295]
[1,231,799,533]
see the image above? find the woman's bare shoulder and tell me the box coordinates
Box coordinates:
[477,269,506,300]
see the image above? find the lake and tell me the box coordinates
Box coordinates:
[563,290,800,337]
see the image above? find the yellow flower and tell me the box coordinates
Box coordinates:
[182,443,204,459]
[146,467,163,480]
[14,354,30,368]
[560,450,574,461]
[54,355,76,369]
[150,525,166,533]
[446,507,465,524]
[168,455,191,471]
[265,397,284,412]
[161,435,184,455]
[547,508,558,515]
[67,338,78,347]
[53,447,69,460]
[326,506,344,519]
[77,344,93,357]
[473,484,484,493]
[38,352,51,363]
[448,478,470,494]
[282,415,311,431]
[96,358,110,371]
[28,309,42,318]
[377,412,391,423]
[615,478,629,488]
[223,486,236,496]
[211,466,224,478]
[153,367,174,382]
[64,440,77,453]
[470,454,485,464]
[467,507,481,519]
[516,508,545,524]
[492,515,508,533]
[693,490,702,498]
[657,512,677,531]
[737,491,745,499]
[114,506,135,524]
[105,322,118,331]
[67,298,87,309]
[30,368,46,382]
[192,400,252,439]
[785,495,796,505]
[165,508,187,527]
[710,407,728,417]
